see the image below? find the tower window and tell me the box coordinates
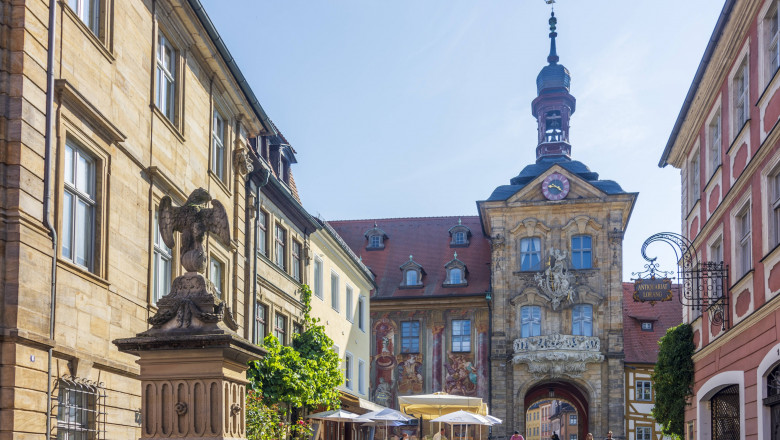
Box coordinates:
[571,235,592,269]
[572,304,593,336]
[520,237,542,271]
[544,110,563,142]
[521,306,541,337]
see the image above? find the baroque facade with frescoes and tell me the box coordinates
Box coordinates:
[332,12,639,440]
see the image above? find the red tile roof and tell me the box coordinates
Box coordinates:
[622,282,683,364]
[329,217,491,299]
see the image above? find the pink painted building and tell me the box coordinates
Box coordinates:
[660,0,780,438]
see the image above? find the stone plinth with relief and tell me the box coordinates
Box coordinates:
[114,189,265,439]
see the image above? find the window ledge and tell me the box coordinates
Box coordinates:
[757,67,780,108]
[704,165,722,193]
[61,2,115,63]
[210,170,232,196]
[730,268,754,291]
[686,199,701,222]
[399,284,424,289]
[729,119,751,152]
[760,241,780,263]
[152,106,185,143]
[449,243,470,248]
[57,258,110,289]
[366,245,385,251]
[442,282,468,288]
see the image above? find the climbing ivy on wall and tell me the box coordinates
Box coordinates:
[651,323,695,439]
[247,284,342,411]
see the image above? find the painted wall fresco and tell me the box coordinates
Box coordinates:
[370,307,490,408]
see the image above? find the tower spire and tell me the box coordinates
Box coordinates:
[547,11,559,65]
[532,7,576,162]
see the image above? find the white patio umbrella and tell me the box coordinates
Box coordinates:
[485,415,502,425]
[308,409,364,440]
[398,392,485,436]
[431,410,491,440]
[362,408,412,440]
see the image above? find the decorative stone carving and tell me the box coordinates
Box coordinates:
[151,189,237,332]
[175,401,188,415]
[512,334,604,378]
[159,188,230,273]
[490,233,505,251]
[534,248,574,310]
[233,145,253,176]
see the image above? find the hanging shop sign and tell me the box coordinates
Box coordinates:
[633,277,673,303]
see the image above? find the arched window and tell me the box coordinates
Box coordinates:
[448,268,463,284]
[405,269,418,286]
[766,364,780,440]
[711,384,740,440]
[443,252,468,287]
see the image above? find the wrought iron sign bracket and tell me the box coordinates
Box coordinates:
[632,232,729,331]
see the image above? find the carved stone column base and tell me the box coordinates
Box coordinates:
[115,333,264,439]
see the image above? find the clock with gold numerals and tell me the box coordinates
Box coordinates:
[541,172,570,201]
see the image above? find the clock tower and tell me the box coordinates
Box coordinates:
[477,11,637,439]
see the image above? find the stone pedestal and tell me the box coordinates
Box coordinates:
[114,272,265,439]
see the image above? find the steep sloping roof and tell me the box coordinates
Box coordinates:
[329,217,491,299]
[622,282,683,364]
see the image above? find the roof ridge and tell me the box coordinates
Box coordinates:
[329,215,481,223]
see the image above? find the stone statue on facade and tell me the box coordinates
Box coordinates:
[534,248,575,310]
[149,188,237,331]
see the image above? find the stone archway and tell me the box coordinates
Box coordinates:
[524,380,590,440]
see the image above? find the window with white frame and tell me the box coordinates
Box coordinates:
[641,322,654,332]
[357,295,366,331]
[153,210,172,304]
[369,235,381,248]
[56,377,105,438]
[346,285,354,322]
[766,1,780,82]
[636,380,652,401]
[451,319,471,352]
[772,170,780,248]
[572,304,593,336]
[67,0,100,36]
[345,353,353,390]
[254,302,267,344]
[291,240,301,282]
[636,426,652,440]
[212,110,226,181]
[209,257,224,298]
[405,269,419,286]
[156,32,176,122]
[275,224,286,271]
[690,151,700,203]
[710,236,724,263]
[448,268,464,284]
[569,414,577,425]
[733,60,749,133]
[257,209,268,257]
[736,203,752,277]
[570,435,577,440]
[454,231,466,245]
[274,313,286,344]
[521,306,541,337]
[358,359,366,395]
[331,272,340,312]
[571,235,592,269]
[520,237,542,271]
[62,142,96,271]
[314,258,324,299]
[709,111,721,174]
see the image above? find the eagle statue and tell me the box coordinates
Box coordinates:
[159,188,230,273]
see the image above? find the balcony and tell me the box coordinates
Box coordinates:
[512,334,604,378]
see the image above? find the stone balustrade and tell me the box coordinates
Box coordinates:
[512,333,604,378]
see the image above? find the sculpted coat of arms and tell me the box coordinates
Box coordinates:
[534,248,575,310]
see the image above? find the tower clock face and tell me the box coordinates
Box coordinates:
[542,172,570,201]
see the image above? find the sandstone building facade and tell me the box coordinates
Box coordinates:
[0,0,373,438]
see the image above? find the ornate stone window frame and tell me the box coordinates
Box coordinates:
[399,256,425,288]
[449,219,472,247]
[562,215,602,269]
[365,224,388,250]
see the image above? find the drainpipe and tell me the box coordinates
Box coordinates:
[43,0,59,436]
[486,289,493,439]
[250,158,271,343]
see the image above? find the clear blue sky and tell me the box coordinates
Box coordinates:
[202,0,724,281]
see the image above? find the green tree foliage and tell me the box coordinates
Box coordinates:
[651,323,694,439]
[247,284,342,411]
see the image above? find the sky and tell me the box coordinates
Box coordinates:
[201,0,725,281]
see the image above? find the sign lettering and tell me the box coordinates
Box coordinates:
[633,278,673,304]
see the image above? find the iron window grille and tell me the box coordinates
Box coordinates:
[711,384,740,440]
[52,376,106,439]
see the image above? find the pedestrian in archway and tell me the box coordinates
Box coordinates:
[510,430,524,440]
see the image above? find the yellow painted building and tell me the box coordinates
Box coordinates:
[308,219,375,408]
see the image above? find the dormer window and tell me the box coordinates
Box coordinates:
[448,219,471,248]
[400,255,424,288]
[443,252,468,287]
[365,223,388,251]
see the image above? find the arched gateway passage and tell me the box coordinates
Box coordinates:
[524,381,589,439]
